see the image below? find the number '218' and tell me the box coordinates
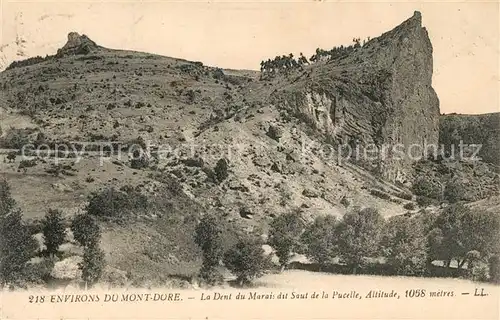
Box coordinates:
[28,295,45,303]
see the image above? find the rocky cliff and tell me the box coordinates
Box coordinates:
[273,11,440,182]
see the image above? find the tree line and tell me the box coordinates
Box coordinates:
[195,204,500,286]
[259,37,367,79]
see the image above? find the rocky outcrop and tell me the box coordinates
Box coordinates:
[275,11,440,182]
[56,32,99,57]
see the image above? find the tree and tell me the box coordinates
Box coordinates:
[336,207,385,274]
[301,215,337,268]
[194,214,224,285]
[71,213,101,248]
[380,216,427,275]
[268,210,305,268]
[223,237,269,286]
[0,209,37,285]
[0,180,37,286]
[79,245,105,287]
[0,179,16,217]
[488,255,500,284]
[42,209,66,257]
[430,203,500,270]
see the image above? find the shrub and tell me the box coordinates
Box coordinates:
[0,128,32,149]
[444,180,466,203]
[403,202,416,210]
[416,196,434,208]
[370,189,391,200]
[396,191,413,201]
[130,149,150,169]
[18,159,37,171]
[214,158,229,183]
[86,187,149,219]
[412,177,442,200]
[212,68,225,80]
[266,124,283,142]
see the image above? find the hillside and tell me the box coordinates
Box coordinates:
[440,112,500,166]
[0,11,498,287]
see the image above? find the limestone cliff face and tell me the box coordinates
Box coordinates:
[275,12,440,182]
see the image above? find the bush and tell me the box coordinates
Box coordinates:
[23,258,55,284]
[18,159,38,171]
[444,180,466,203]
[412,177,442,200]
[0,128,32,149]
[214,158,229,183]
[370,189,391,200]
[223,237,269,286]
[416,196,434,208]
[266,124,283,142]
[403,202,416,210]
[130,149,150,169]
[86,187,149,219]
[212,68,225,80]
[396,191,413,201]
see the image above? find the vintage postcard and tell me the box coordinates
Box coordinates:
[0,0,498,319]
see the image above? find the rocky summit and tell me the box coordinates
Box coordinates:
[56,32,100,57]
[0,12,497,285]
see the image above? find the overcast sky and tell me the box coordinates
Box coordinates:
[1,0,498,115]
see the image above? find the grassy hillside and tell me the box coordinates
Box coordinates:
[1,19,498,288]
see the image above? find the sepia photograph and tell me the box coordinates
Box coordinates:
[0,1,498,319]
